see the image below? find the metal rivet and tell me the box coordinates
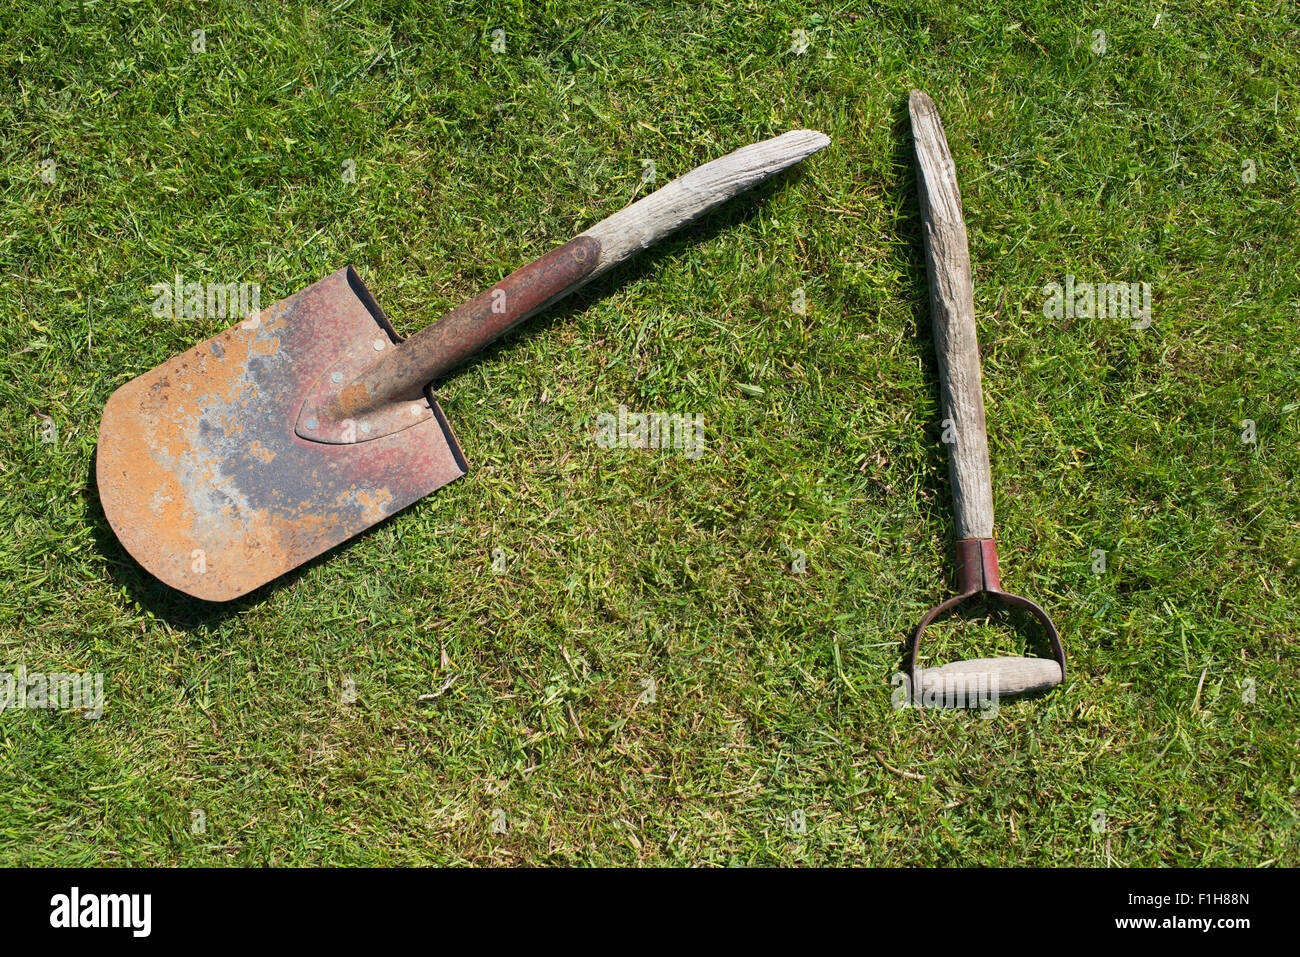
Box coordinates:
[331,371,343,383]
[373,339,386,351]
[305,417,319,430]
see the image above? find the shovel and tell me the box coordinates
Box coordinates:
[906,91,1065,701]
[97,130,830,601]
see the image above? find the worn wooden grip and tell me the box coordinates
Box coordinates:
[582,129,830,277]
[909,90,995,540]
[918,656,1063,700]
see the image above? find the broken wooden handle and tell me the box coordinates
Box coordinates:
[331,130,830,418]
[907,92,1066,701]
[917,656,1064,699]
[909,89,995,541]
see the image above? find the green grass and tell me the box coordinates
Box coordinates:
[0,0,1296,865]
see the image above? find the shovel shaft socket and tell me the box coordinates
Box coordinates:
[330,237,601,419]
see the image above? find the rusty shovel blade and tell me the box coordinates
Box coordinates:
[96,268,467,601]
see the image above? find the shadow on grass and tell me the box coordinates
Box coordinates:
[888,92,1063,683]
[84,164,811,630]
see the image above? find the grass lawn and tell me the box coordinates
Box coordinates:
[0,0,1296,865]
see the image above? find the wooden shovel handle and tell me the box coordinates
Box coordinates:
[917,656,1063,700]
[336,129,830,416]
[909,90,995,541]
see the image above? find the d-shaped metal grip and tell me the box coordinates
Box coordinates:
[909,539,1066,702]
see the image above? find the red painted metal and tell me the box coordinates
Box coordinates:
[296,237,600,443]
[954,537,1002,593]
